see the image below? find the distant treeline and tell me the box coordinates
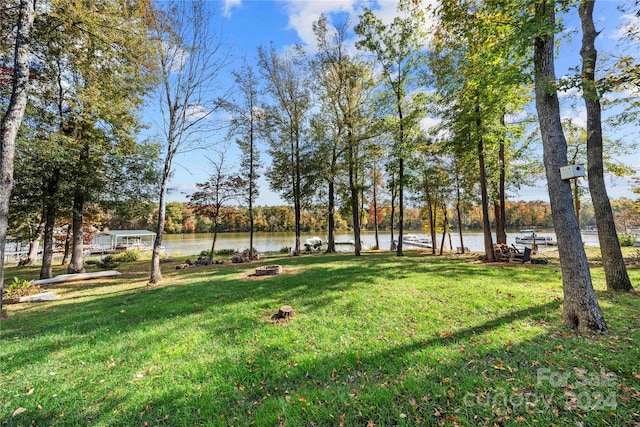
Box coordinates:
[102,198,639,234]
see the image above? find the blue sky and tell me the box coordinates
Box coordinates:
[154,0,639,205]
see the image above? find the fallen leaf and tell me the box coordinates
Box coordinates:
[25,388,34,396]
[12,408,26,417]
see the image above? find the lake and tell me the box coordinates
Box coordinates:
[162,230,597,256]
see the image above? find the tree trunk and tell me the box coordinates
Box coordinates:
[372,168,380,251]
[39,170,60,280]
[573,182,581,224]
[579,0,633,292]
[440,199,449,255]
[150,160,171,285]
[477,123,496,262]
[496,116,507,245]
[67,192,86,274]
[40,200,57,280]
[22,220,44,266]
[455,163,466,254]
[208,216,219,264]
[0,0,35,316]
[397,158,404,257]
[326,180,336,253]
[389,177,396,251]
[61,224,71,265]
[349,133,361,256]
[534,0,607,332]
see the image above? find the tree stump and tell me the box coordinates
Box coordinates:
[271,305,293,321]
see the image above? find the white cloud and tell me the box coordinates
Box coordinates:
[610,13,640,42]
[223,0,243,18]
[278,0,439,54]
[561,106,587,129]
[185,104,210,121]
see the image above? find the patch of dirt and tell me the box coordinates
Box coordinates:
[243,266,298,280]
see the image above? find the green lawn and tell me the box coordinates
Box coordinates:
[1,252,639,426]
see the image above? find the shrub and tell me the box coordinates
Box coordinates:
[4,277,32,297]
[200,249,234,258]
[97,255,119,270]
[280,246,290,254]
[115,250,139,262]
[618,234,637,247]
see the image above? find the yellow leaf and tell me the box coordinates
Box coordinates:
[12,408,26,417]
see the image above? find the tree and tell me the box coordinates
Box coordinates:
[533,0,607,332]
[258,43,315,255]
[430,1,530,261]
[0,0,35,317]
[224,63,262,260]
[189,151,244,263]
[356,0,427,256]
[149,0,229,284]
[313,15,377,256]
[579,0,634,292]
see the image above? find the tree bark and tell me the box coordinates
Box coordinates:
[496,118,507,245]
[534,0,607,332]
[476,113,496,262]
[389,176,397,251]
[579,0,633,292]
[348,131,361,256]
[326,180,336,253]
[0,0,35,316]
[150,159,171,284]
[39,168,60,279]
[372,167,380,250]
[67,192,86,274]
[61,224,71,265]
[22,220,44,266]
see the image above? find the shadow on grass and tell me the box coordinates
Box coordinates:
[3,253,635,425]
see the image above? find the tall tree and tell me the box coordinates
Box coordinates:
[533,0,607,332]
[0,0,35,317]
[579,0,633,292]
[356,0,427,256]
[149,0,228,284]
[224,63,262,260]
[313,15,376,256]
[430,1,530,261]
[258,43,314,255]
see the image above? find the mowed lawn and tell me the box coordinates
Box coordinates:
[1,251,639,426]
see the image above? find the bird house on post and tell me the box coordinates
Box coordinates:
[560,164,586,180]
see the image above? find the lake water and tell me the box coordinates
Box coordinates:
[162,230,598,256]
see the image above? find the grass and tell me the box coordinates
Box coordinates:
[1,250,639,426]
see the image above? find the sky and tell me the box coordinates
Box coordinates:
[151,0,640,206]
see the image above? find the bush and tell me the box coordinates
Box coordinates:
[280,246,290,254]
[200,249,234,258]
[4,277,33,297]
[618,234,637,247]
[97,255,119,270]
[115,250,139,262]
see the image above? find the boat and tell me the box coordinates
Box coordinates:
[303,236,323,252]
[401,234,432,248]
[515,235,557,246]
[581,226,598,235]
